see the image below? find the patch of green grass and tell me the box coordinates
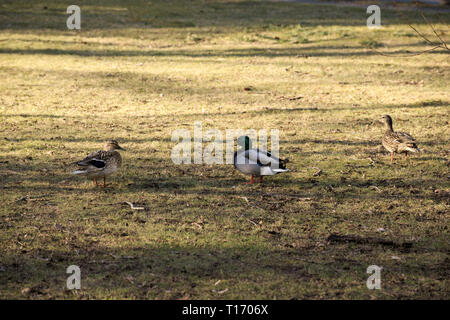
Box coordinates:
[0,0,449,300]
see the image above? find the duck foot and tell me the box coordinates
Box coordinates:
[243,176,255,184]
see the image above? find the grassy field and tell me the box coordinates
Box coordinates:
[0,0,449,299]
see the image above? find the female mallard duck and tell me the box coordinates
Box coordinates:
[234,135,289,184]
[378,115,420,163]
[71,140,125,187]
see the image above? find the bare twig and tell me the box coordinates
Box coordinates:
[419,10,448,50]
[407,0,448,50]
[124,201,145,210]
[191,222,203,229]
[213,288,229,294]
[373,45,442,57]
[372,0,450,57]
[239,196,249,204]
[435,12,450,31]
[92,201,146,210]
[233,211,260,227]
[16,194,52,202]
[309,166,322,177]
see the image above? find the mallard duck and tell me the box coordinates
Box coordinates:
[71,140,125,187]
[234,135,289,184]
[378,115,420,163]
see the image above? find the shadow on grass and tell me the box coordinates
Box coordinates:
[1,238,447,299]
[1,44,448,58]
[0,101,447,121]
[2,158,448,205]
[0,133,444,150]
[0,0,439,32]
[0,244,372,299]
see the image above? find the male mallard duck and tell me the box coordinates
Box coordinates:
[378,115,420,163]
[234,135,289,184]
[71,140,125,187]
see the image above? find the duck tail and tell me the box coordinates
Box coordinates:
[279,158,289,169]
[69,160,88,168]
[405,145,421,153]
[272,168,289,173]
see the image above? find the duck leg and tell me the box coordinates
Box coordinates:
[243,176,255,184]
[404,152,408,160]
[102,176,107,188]
[390,152,394,164]
[94,178,98,187]
[259,176,263,183]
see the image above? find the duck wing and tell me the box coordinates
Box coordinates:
[396,131,416,143]
[76,150,108,168]
[71,150,108,175]
[247,149,288,169]
[234,149,289,176]
[396,131,420,152]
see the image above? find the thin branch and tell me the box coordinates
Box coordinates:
[373,45,442,57]
[124,201,145,210]
[385,0,450,55]
[246,219,259,226]
[308,166,322,177]
[407,22,440,47]
[436,12,450,31]
[419,10,448,50]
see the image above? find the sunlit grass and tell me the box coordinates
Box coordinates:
[0,0,449,299]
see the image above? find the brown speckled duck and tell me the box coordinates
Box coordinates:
[71,140,125,187]
[378,115,420,163]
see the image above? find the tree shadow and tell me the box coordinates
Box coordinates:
[2,155,448,205]
[0,0,441,32]
[1,44,448,58]
[1,236,447,298]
